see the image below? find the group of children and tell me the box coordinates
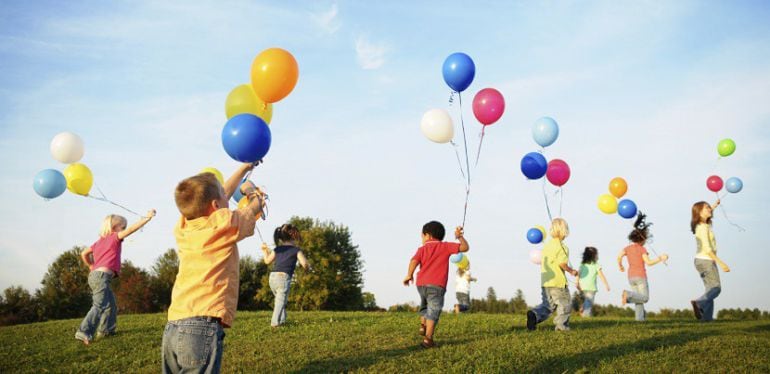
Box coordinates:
[71,160,731,369]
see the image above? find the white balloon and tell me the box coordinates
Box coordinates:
[420,109,453,143]
[50,132,84,163]
[529,249,542,265]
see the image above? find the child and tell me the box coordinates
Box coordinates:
[577,247,610,317]
[403,221,469,348]
[618,212,668,322]
[260,224,310,327]
[690,200,730,322]
[75,210,156,345]
[527,218,578,331]
[453,267,477,313]
[162,163,265,373]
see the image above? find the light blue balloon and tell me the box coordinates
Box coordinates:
[33,169,67,199]
[532,117,559,147]
[449,253,464,264]
[726,177,743,193]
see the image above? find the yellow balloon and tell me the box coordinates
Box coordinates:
[597,194,618,214]
[457,255,470,270]
[225,84,273,123]
[237,196,262,219]
[535,225,547,239]
[199,167,224,185]
[63,163,93,196]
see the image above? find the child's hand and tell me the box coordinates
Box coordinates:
[660,254,669,263]
[570,269,579,277]
[260,243,269,252]
[619,265,625,273]
[454,226,464,239]
[402,275,413,286]
[606,286,611,292]
[721,264,730,272]
[146,209,157,219]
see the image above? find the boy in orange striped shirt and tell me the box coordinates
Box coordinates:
[162,162,265,373]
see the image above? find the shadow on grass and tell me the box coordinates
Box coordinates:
[740,322,770,333]
[290,338,474,373]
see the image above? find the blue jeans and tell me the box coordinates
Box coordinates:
[625,277,649,321]
[694,259,721,321]
[456,292,470,312]
[78,271,117,339]
[531,287,571,330]
[162,317,225,374]
[581,291,596,317]
[269,272,291,326]
[417,285,446,322]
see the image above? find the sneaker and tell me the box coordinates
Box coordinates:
[420,337,436,349]
[555,326,571,331]
[690,300,703,320]
[95,331,115,340]
[75,331,90,346]
[526,311,537,331]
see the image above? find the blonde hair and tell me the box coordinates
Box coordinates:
[550,218,569,240]
[100,214,127,238]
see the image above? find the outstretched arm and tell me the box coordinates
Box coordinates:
[455,226,469,253]
[642,253,669,266]
[224,162,260,200]
[117,209,156,240]
[559,263,579,277]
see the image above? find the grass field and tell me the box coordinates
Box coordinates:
[1,311,769,373]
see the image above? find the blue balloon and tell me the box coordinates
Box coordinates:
[449,253,464,264]
[527,228,543,244]
[521,152,548,179]
[725,177,743,193]
[222,114,272,163]
[532,117,559,147]
[442,52,475,92]
[232,179,246,203]
[33,169,66,199]
[617,199,638,219]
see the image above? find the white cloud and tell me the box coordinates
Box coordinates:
[355,36,388,70]
[311,3,340,35]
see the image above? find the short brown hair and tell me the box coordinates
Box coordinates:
[175,173,222,219]
[691,201,711,234]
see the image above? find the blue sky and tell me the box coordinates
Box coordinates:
[1,1,769,312]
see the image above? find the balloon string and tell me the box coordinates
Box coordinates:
[457,91,472,227]
[461,188,470,228]
[542,178,553,222]
[710,157,721,173]
[646,244,668,267]
[87,186,145,218]
[255,224,265,243]
[474,126,486,167]
[558,187,564,217]
[718,201,746,232]
[450,141,467,181]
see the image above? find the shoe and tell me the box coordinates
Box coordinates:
[555,326,571,331]
[96,331,115,340]
[420,337,436,349]
[526,311,537,331]
[690,300,703,320]
[75,331,90,346]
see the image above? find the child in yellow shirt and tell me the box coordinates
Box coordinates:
[161,163,265,373]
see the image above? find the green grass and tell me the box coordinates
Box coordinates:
[2,311,769,373]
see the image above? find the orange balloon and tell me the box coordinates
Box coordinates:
[250,48,299,104]
[609,177,628,198]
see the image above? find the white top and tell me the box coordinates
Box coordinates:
[455,272,471,294]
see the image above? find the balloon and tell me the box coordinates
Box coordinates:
[706,175,723,192]
[527,228,543,244]
[33,169,67,199]
[472,88,505,125]
[725,177,743,193]
[225,84,273,123]
[200,167,224,186]
[232,180,246,203]
[50,132,84,164]
[442,52,475,92]
[449,253,464,264]
[546,159,570,187]
[717,139,736,157]
[529,249,542,265]
[532,117,559,147]
[609,177,628,198]
[457,255,470,270]
[63,163,93,196]
[617,199,637,219]
[420,109,454,143]
[236,196,263,218]
[250,48,299,103]
[520,152,548,179]
[597,194,618,214]
[535,225,546,239]
[221,114,272,163]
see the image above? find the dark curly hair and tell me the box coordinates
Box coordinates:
[274,223,301,245]
[582,247,598,264]
[628,211,652,244]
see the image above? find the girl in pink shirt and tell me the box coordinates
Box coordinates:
[75,210,155,345]
[617,212,668,321]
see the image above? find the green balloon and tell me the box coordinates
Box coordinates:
[718,139,736,157]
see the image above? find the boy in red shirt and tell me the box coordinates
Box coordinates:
[403,221,469,348]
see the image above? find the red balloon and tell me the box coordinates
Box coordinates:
[707,175,723,192]
[472,88,505,125]
[546,159,571,186]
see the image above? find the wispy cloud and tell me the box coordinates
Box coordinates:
[355,35,387,70]
[311,3,340,35]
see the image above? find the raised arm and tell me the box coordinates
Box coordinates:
[617,249,627,272]
[80,247,94,269]
[223,162,260,200]
[261,243,276,265]
[711,198,720,211]
[117,209,156,240]
[455,226,469,253]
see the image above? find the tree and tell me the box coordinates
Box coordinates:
[113,260,153,313]
[486,287,497,302]
[362,292,379,311]
[0,286,40,326]
[149,249,178,311]
[238,255,270,310]
[36,247,91,320]
[511,289,527,314]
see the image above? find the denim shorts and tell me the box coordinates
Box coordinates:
[418,285,446,322]
[162,317,225,374]
[456,292,470,312]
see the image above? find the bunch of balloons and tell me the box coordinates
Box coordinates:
[34,132,93,199]
[706,138,743,195]
[222,48,299,163]
[597,177,637,219]
[519,117,570,187]
[450,253,470,270]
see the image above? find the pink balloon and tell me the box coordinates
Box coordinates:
[546,159,571,187]
[472,88,505,125]
[707,175,723,192]
[529,249,542,265]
